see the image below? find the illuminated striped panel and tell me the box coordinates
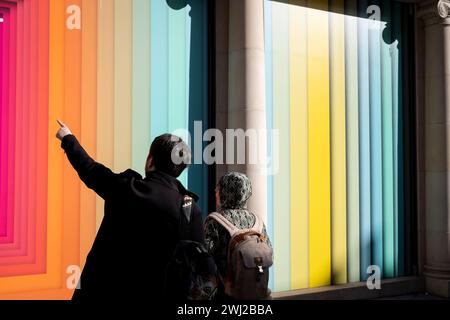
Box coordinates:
[0,0,209,299]
[0,0,413,298]
[264,0,409,291]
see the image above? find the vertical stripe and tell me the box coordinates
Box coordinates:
[0,8,13,245]
[187,0,209,213]
[1,11,8,239]
[2,8,14,242]
[289,2,308,290]
[132,0,151,174]
[80,0,98,266]
[393,21,399,278]
[5,7,13,241]
[344,0,360,283]
[381,0,395,278]
[48,0,65,288]
[368,0,383,273]
[264,0,275,291]
[168,7,187,133]
[184,5,191,138]
[357,0,371,280]
[39,0,64,288]
[272,2,290,292]
[7,7,17,245]
[330,0,347,285]
[391,2,404,276]
[35,0,49,272]
[96,0,115,231]
[151,0,168,138]
[13,2,24,250]
[308,0,331,288]
[114,0,132,172]
[168,5,187,185]
[29,0,39,264]
[200,0,210,214]
[1,7,15,244]
[181,5,191,188]
[0,12,6,237]
[22,0,31,259]
[63,0,82,272]
[391,2,400,276]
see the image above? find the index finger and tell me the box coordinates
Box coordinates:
[57,119,66,128]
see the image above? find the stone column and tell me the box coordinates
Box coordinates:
[227,0,268,222]
[417,0,450,298]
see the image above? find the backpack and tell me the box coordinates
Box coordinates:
[164,196,219,301]
[207,212,273,300]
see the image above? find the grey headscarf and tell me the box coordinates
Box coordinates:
[217,172,252,209]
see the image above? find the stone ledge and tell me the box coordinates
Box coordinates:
[272,277,425,300]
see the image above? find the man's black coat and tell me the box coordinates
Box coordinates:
[61,135,204,301]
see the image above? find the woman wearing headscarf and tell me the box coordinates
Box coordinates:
[204,172,272,299]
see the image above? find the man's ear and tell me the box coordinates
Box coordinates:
[145,155,153,173]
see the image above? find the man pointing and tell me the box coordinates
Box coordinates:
[56,120,204,301]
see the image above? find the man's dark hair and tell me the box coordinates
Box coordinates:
[149,134,191,178]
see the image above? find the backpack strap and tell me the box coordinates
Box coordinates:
[207,212,264,237]
[250,212,264,233]
[207,212,240,237]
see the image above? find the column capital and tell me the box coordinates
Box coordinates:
[417,1,450,26]
[438,0,450,18]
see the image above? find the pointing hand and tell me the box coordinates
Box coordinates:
[56,119,72,141]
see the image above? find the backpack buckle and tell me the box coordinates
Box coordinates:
[183,196,193,207]
[254,257,264,275]
[182,196,193,223]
